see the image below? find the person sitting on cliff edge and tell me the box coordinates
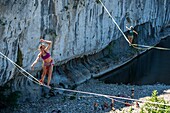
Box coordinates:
[31,38,54,88]
[126,25,138,45]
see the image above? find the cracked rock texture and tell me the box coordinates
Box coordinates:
[0,0,170,101]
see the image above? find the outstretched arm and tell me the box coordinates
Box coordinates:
[126,26,131,30]
[133,30,138,35]
[31,53,41,70]
[40,39,52,51]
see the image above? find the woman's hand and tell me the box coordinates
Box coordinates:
[31,64,34,70]
[40,39,52,45]
[40,39,45,42]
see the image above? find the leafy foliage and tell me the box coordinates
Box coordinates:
[140,90,170,113]
[129,106,134,113]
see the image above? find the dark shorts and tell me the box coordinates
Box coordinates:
[128,35,134,39]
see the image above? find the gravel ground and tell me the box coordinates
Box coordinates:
[1,79,170,113]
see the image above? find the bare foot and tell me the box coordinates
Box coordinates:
[47,85,51,89]
[39,79,44,85]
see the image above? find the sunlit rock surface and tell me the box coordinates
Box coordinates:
[0,0,170,99]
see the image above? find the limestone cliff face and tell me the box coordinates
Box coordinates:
[0,0,170,87]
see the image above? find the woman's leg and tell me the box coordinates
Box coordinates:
[128,36,133,44]
[40,66,47,84]
[47,65,53,86]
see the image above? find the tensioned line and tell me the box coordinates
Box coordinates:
[1,51,170,107]
[0,51,41,85]
[98,0,170,51]
[0,0,170,107]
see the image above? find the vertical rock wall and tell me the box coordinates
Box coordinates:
[0,0,170,86]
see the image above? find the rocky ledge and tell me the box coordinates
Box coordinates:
[1,79,170,113]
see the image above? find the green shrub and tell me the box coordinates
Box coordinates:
[129,106,134,113]
[140,90,170,113]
